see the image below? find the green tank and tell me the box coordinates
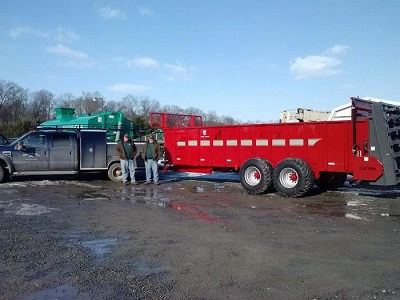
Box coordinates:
[40,108,135,142]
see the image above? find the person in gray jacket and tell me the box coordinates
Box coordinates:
[116,134,137,185]
[142,136,162,184]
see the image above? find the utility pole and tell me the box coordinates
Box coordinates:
[93,97,104,111]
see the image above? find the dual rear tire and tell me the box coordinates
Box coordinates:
[240,158,315,198]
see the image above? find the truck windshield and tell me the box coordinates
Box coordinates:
[0,134,10,145]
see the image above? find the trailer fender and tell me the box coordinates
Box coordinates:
[239,158,273,194]
[273,158,315,198]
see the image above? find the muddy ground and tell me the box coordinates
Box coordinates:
[0,171,399,300]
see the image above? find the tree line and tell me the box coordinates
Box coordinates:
[0,79,244,138]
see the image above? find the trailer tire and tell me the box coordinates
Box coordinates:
[273,158,315,198]
[240,158,273,194]
[107,162,123,182]
[315,172,347,190]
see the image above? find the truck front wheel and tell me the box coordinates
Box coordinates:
[273,158,315,197]
[108,163,123,182]
[239,158,273,194]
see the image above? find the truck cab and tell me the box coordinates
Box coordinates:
[0,130,79,177]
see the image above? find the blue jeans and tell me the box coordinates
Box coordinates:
[145,159,158,183]
[120,159,135,183]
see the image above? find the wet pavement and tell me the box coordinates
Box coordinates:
[0,171,399,299]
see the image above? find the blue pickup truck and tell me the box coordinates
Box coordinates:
[0,129,145,183]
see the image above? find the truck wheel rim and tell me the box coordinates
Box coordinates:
[279,167,298,188]
[244,166,261,186]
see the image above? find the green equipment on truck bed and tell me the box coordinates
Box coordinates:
[40,108,134,141]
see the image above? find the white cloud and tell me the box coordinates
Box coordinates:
[127,56,159,68]
[46,44,94,68]
[138,6,153,16]
[9,26,49,38]
[290,56,341,79]
[98,6,127,20]
[164,62,192,81]
[108,83,150,93]
[56,27,80,44]
[290,44,349,79]
[323,45,349,56]
[46,44,88,60]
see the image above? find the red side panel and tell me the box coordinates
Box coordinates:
[162,119,383,181]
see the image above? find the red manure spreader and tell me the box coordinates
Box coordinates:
[150,97,400,197]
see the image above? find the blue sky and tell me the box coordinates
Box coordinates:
[1,0,399,122]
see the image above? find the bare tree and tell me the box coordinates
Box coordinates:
[184,106,205,117]
[29,90,55,122]
[56,93,76,109]
[204,110,221,125]
[104,100,118,112]
[221,115,236,125]
[161,104,184,114]
[120,95,140,120]
[138,97,161,122]
[75,91,104,114]
[0,80,28,124]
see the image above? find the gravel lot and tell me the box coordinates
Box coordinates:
[0,171,399,300]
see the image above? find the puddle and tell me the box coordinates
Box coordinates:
[358,191,400,199]
[79,191,110,201]
[118,185,229,223]
[66,233,120,257]
[388,213,400,222]
[23,283,78,300]
[4,203,59,216]
[80,238,119,256]
[130,260,167,280]
[168,202,229,224]
[299,188,400,221]
[192,186,205,193]
[345,213,365,220]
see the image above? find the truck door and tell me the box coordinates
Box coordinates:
[80,130,107,169]
[49,133,77,170]
[13,132,49,171]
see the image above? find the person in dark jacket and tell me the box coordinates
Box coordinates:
[116,134,137,185]
[141,135,162,184]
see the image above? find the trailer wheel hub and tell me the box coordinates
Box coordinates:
[289,173,298,182]
[280,167,299,188]
[244,166,261,186]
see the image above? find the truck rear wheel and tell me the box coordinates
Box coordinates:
[0,165,9,183]
[107,162,123,182]
[0,165,5,183]
[273,158,315,197]
[240,158,273,194]
[315,172,347,190]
